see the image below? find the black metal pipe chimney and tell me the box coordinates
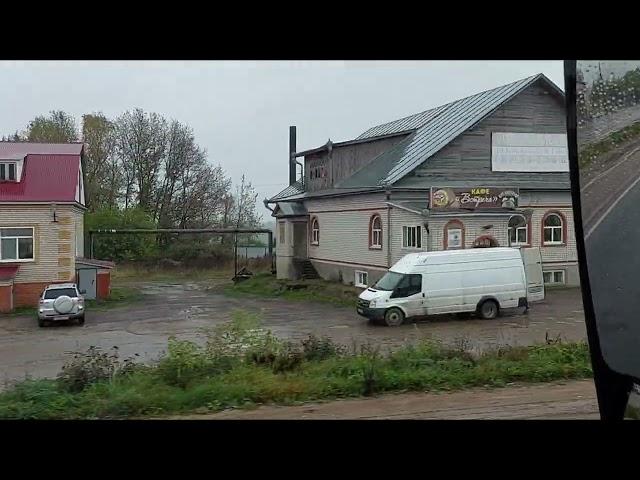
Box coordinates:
[289,126,296,186]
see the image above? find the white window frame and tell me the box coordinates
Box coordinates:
[0,162,17,181]
[370,215,382,249]
[543,213,564,245]
[402,225,422,249]
[355,270,368,288]
[508,215,528,246]
[543,270,565,285]
[0,227,35,263]
[311,218,319,245]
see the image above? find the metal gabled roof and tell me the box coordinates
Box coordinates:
[336,133,417,188]
[268,180,305,202]
[0,142,84,157]
[343,74,564,188]
[272,202,308,217]
[356,103,449,140]
[0,154,81,203]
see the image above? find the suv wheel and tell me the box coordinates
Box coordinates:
[38,318,46,328]
[77,315,85,326]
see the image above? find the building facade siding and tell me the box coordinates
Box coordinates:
[272,78,579,287]
[306,194,390,268]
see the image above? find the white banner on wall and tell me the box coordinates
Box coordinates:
[491,132,569,172]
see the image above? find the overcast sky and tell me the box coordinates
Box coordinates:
[0,61,563,220]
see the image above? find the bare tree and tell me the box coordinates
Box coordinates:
[115,109,167,211]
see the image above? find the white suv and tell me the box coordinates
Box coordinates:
[38,283,86,327]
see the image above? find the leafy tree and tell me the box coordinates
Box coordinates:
[12,108,265,265]
[27,110,78,142]
[82,113,120,211]
[86,207,158,262]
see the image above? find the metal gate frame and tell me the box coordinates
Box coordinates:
[88,228,275,277]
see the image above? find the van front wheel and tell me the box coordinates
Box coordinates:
[478,300,499,320]
[384,308,405,327]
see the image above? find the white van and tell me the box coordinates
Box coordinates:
[357,247,543,327]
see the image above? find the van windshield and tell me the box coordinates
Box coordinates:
[373,271,404,291]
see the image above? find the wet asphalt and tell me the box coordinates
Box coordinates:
[580,134,640,379]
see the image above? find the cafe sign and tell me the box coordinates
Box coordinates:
[430,187,519,211]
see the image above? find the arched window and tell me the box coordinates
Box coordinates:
[543,212,565,245]
[473,235,498,248]
[310,217,319,245]
[444,220,464,250]
[369,215,382,249]
[508,215,528,246]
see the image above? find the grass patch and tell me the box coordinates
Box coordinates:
[113,265,234,285]
[580,121,640,168]
[84,286,142,311]
[626,404,640,420]
[223,272,361,308]
[0,311,593,419]
[6,306,37,317]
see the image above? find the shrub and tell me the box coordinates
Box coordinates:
[156,339,204,388]
[270,341,303,374]
[359,343,381,396]
[301,334,347,361]
[86,207,158,262]
[57,346,140,393]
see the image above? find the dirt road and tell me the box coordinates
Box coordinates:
[168,380,598,420]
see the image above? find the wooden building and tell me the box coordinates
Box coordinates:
[267,74,578,288]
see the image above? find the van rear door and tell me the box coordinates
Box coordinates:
[521,247,545,303]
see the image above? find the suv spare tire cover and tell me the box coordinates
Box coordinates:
[53,296,74,314]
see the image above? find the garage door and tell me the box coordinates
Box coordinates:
[77,269,97,300]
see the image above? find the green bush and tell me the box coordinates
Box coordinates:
[57,346,140,393]
[86,207,158,262]
[156,339,213,389]
[301,335,347,361]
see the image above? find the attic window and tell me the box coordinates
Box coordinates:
[0,163,17,181]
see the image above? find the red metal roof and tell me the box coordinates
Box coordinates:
[0,266,19,281]
[0,154,80,202]
[0,142,83,158]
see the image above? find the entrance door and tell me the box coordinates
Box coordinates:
[78,269,97,300]
[293,222,308,259]
[521,247,545,303]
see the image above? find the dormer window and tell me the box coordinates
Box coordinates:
[0,162,17,181]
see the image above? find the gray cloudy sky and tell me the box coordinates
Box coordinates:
[0,60,563,216]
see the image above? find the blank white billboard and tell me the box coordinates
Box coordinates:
[491,133,569,172]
